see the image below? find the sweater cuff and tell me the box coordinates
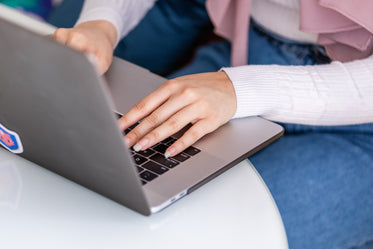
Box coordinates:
[222,65,287,119]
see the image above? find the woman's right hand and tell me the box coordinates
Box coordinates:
[53,20,117,75]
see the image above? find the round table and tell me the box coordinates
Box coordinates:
[0,148,288,249]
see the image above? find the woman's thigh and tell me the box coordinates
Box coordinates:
[168,39,231,78]
[114,0,212,76]
[250,132,373,249]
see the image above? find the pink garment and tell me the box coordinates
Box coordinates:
[206,0,373,66]
[206,0,251,66]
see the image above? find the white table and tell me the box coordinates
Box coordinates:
[0,4,288,249]
[0,149,288,249]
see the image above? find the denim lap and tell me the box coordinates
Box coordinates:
[250,133,373,249]
[115,0,213,76]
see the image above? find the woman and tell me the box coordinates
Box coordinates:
[50,1,373,248]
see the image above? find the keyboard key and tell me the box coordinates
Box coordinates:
[142,161,169,175]
[140,170,158,182]
[141,180,147,185]
[183,146,201,156]
[152,144,169,154]
[150,153,179,168]
[123,128,131,135]
[133,154,148,165]
[171,152,190,162]
[137,148,156,157]
[129,123,139,130]
[165,141,175,147]
[137,166,144,173]
[162,137,175,144]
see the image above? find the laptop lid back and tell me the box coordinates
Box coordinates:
[0,18,151,215]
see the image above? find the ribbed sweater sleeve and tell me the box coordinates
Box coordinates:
[223,55,373,125]
[75,0,156,46]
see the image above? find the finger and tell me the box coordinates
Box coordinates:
[125,92,197,148]
[132,104,201,151]
[92,49,112,75]
[118,81,178,130]
[165,119,217,158]
[53,28,70,44]
[65,31,90,52]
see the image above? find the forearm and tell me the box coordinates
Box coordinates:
[223,55,373,125]
[76,0,157,46]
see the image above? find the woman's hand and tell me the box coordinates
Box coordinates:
[119,71,237,158]
[53,20,117,75]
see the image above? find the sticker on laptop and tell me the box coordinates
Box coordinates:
[0,123,23,154]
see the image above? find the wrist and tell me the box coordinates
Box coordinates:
[222,65,283,119]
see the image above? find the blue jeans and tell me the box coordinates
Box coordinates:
[48,1,373,249]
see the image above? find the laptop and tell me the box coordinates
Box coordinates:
[0,17,284,215]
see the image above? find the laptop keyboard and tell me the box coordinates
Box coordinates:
[116,113,201,185]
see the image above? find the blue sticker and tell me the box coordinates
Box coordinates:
[0,123,23,154]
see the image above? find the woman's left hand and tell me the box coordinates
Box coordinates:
[118,71,237,158]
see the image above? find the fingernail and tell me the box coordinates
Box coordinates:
[133,143,142,152]
[133,138,149,152]
[165,147,176,158]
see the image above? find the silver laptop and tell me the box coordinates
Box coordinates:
[0,17,283,215]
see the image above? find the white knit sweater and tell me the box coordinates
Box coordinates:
[77,0,373,126]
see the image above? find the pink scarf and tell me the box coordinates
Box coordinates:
[206,0,373,66]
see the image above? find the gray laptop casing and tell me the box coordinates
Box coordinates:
[0,18,283,215]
